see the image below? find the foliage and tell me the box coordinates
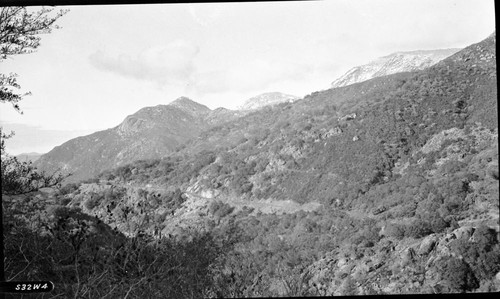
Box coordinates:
[384,223,406,240]
[1,6,68,111]
[436,256,479,292]
[0,72,30,113]
[59,182,79,195]
[83,193,101,210]
[1,7,69,195]
[0,7,68,58]
[1,128,68,195]
[449,225,500,282]
[208,200,234,219]
[404,218,433,239]
[3,194,230,298]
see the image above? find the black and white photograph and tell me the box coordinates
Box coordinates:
[0,0,497,297]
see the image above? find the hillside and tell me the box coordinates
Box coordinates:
[331,48,460,88]
[84,32,497,294]
[4,32,498,297]
[34,97,247,183]
[92,32,496,209]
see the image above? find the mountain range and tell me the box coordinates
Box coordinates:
[34,97,245,182]
[331,48,461,88]
[35,92,300,182]
[34,48,464,183]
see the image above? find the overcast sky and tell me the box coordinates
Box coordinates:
[0,0,496,155]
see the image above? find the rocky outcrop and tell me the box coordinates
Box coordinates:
[306,223,498,295]
[418,234,438,256]
[338,113,357,122]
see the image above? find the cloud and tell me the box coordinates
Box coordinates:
[188,58,314,95]
[90,42,317,98]
[89,40,199,86]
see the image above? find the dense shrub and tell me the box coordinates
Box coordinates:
[384,223,406,240]
[4,194,231,298]
[84,195,100,210]
[209,200,235,218]
[436,257,479,292]
[450,225,500,281]
[427,213,450,233]
[1,155,67,195]
[59,182,79,195]
[81,177,99,184]
[404,219,433,238]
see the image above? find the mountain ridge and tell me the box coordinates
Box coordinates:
[35,97,215,182]
[238,92,299,110]
[331,48,461,88]
[168,96,211,116]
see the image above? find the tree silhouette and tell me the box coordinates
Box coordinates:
[1,6,68,112]
[1,6,69,192]
[1,6,68,286]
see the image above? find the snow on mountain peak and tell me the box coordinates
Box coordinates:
[239,92,299,111]
[331,48,461,88]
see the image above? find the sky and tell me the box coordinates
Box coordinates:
[0,0,496,155]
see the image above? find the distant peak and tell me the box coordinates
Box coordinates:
[169,96,211,114]
[213,107,231,112]
[239,92,299,110]
[171,96,196,105]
